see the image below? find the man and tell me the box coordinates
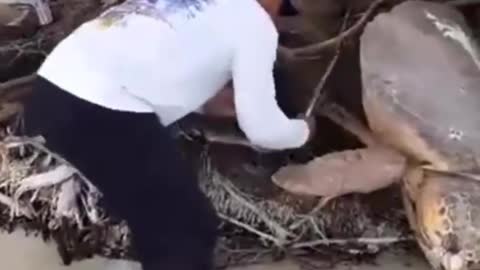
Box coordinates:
[20,0,315,269]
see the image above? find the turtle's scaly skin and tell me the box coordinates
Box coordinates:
[360,1,480,269]
[402,169,480,270]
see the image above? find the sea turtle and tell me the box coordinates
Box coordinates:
[272,1,480,270]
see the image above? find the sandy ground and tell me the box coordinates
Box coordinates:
[0,228,431,270]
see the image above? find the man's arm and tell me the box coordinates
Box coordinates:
[231,7,310,150]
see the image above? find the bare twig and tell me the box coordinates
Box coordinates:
[0,36,48,56]
[0,73,36,92]
[289,197,331,232]
[0,192,32,218]
[196,129,258,150]
[0,0,53,25]
[3,136,99,194]
[0,102,23,123]
[218,213,282,246]
[304,10,349,117]
[447,0,480,6]
[13,164,75,200]
[218,180,292,243]
[291,236,413,249]
[279,0,384,58]
[3,136,104,225]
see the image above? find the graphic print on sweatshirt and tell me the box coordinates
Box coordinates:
[97,0,214,28]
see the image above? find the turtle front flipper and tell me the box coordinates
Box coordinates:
[271,146,406,200]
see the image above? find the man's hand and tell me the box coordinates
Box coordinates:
[297,113,316,144]
[252,113,316,152]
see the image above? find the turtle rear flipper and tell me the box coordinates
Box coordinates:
[271,146,406,198]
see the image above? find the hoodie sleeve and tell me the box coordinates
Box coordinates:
[230,2,310,150]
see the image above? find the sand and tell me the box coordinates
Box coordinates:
[0,229,430,270]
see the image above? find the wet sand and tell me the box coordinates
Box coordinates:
[0,229,430,270]
[0,229,140,270]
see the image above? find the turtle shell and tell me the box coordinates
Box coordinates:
[360,0,480,172]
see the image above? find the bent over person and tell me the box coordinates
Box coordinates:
[20,0,315,269]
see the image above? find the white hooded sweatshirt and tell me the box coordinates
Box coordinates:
[37,0,310,150]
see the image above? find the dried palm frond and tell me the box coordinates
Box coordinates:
[0,134,409,266]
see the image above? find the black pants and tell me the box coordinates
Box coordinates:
[20,77,220,270]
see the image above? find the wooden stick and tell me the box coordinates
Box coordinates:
[0,73,35,92]
[291,236,413,249]
[304,10,350,117]
[279,0,384,58]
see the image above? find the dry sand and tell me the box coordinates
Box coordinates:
[0,229,430,270]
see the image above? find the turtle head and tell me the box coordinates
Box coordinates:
[417,219,474,270]
[405,169,480,270]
